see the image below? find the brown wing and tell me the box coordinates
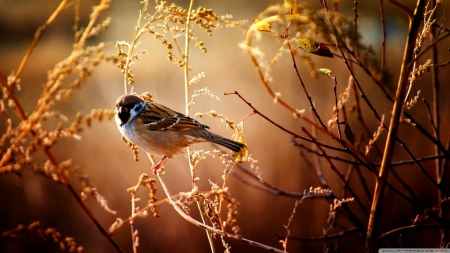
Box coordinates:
[142,102,210,131]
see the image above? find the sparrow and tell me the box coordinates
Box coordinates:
[115,94,246,174]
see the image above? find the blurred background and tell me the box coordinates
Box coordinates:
[1,0,449,252]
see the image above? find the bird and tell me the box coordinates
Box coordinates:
[115,94,246,174]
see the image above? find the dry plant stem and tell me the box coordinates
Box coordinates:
[224,147,333,198]
[331,17,444,193]
[297,138,433,210]
[183,0,197,188]
[287,42,327,130]
[379,224,450,240]
[299,142,445,167]
[218,164,236,235]
[0,84,124,253]
[388,0,413,20]
[306,122,365,229]
[0,0,66,150]
[332,77,342,138]
[231,170,331,199]
[302,128,367,218]
[282,199,303,252]
[379,0,386,72]
[338,27,448,160]
[182,1,215,251]
[365,1,427,251]
[243,23,377,170]
[0,22,125,253]
[122,0,148,93]
[363,28,450,160]
[310,112,330,190]
[73,0,80,43]
[276,226,363,242]
[12,0,68,83]
[404,110,450,158]
[225,91,374,174]
[353,1,358,33]
[408,31,450,70]
[243,16,310,121]
[155,173,287,253]
[111,191,222,234]
[385,181,448,224]
[129,181,142,253]
[429,1,446,239]
[1,0,112,167]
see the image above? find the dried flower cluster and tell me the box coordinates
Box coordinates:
[1,221,83,252]
[2,0,450,252]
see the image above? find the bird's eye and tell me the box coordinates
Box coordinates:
[118,106,130,124]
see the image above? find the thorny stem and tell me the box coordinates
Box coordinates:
[365,1,427,252]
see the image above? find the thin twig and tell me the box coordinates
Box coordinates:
[428,1,445,240]
[224,91,373,169]
[12,0,68,84]
[379,0,386,72]
[287,42,328,130]
[0,18,125,253]
[156,173,287,253]
[294,140,445,167]
[379,224,450,240]
[275,226,364,242]
[332,77,342,138]
[302,128,368,218]
[182,1,215,251]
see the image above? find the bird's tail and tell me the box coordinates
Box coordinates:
[209,134,246,152]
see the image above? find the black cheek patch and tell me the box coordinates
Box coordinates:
[118,108,130,125]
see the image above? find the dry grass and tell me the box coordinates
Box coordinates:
[1,0,450,252]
